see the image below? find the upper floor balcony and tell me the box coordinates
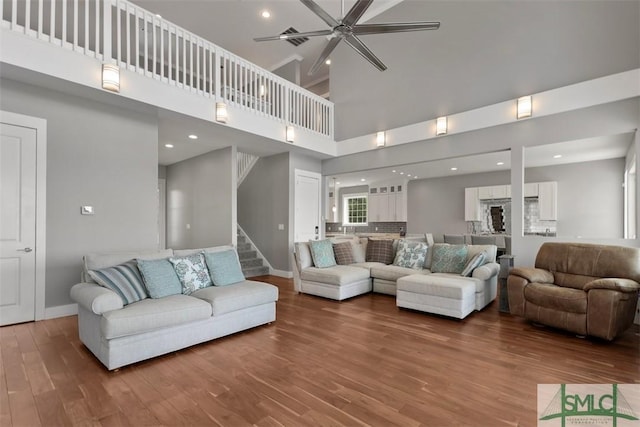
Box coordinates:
[1,0,336,156]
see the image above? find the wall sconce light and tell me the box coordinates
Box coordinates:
[102,63,120,92]
[517,95,532,119]
[286,126,295,143]
[215,102,228,123]
[436,116,448,135]
[376,131,386,147]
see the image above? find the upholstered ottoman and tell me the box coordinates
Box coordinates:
[396,274,477,319]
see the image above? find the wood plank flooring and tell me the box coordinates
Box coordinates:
[1,276,638,426]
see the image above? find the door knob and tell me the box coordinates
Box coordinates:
[17,248,33,253]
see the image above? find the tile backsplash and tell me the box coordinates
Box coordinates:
[524,198,557,234]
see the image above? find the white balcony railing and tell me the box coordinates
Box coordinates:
[1,0,334,138]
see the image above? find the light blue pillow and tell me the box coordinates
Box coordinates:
[461,251,486,277]
[137,258,182,298]
[309,239,336,268]
[169,254,212,295]
[203,250,245,286]
[430,244,469,274]
[88,260,147,305]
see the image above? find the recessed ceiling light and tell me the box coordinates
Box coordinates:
[360,178,366,182]
[497,162,504,166]
[164,144,174,148]
[400,172,404,175]
[336,181,340,185]
[325,59,331,65]
[188,134,198,140]
[261,10,271,19]
[414,176,418,179]
[451,167,458,171]
[553,154,562,159]
[392,170,396,173]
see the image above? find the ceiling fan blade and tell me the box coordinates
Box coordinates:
[353,21,441,35]
[342,0,374,27]
[308,37,342,76]
[254,29,333,42]
[344,34,386,71]
[300,0,339,28]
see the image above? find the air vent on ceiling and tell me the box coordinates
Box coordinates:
[281,27,309,47]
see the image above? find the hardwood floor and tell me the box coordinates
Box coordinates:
[1,276,638,426]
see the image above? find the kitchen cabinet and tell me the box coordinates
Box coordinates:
[368,185,406,222]
[538,181,557,220]
[524,183,539,198]
[478,185,509,200]
[465,187,482,221]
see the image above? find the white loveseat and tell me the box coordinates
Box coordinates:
[70,245,278,370]
[292,235,499,318]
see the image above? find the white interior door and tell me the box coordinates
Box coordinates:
[0,123,37,326]
[294,170,321,242]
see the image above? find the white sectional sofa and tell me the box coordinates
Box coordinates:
[292,235,499,319]
[70,245,278,370]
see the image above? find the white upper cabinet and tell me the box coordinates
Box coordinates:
[538,181,558,220]
[524,183,539,198]
[465,187,482,221]
[478,185,509,200]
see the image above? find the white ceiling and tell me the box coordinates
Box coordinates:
[329,132,635,188]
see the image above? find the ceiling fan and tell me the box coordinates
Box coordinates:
[254,0,440,75]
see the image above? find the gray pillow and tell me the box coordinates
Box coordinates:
[88,260,147,305]
[137,258,182,298]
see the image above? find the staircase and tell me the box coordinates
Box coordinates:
[237,229,270,277]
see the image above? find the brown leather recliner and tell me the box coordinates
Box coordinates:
[507,242,640,340]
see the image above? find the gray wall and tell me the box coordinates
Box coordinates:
[407,157,626,240]
[0,78,159,308]
[158,165,167,179]
[273,61,300,86]
[407,170,510,235]
[166,146,235,249]
[331,1,640,140]
[238,153,290,270]
[526,157,625,238]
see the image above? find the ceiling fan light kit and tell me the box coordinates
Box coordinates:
[254,0,440,75]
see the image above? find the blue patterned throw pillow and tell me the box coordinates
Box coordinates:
[309,239,336,268]
[169,254,212,295]
[430,244,469,274]
[137,258,183,298]
[204,249,246,286]
[88,260,147,305]
[393,240,428,269]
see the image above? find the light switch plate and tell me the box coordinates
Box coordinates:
[278,224,284,230]
[81,206,94,215]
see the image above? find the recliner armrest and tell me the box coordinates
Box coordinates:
[508,267,554,284]
[70,282,123,315]
[584,278,640,293]
[472,262,499,280]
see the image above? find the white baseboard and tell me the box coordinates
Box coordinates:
[270,269,293,278]
[44,303,78,319]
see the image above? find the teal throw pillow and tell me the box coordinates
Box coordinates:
[88,260,147,305]
[460,251,486,277]
[393,240,428,270]
[204,250,246,286]
[430,244,469,274]
[137,258,182,298]
[169,254,212,295]
[309,239,336,268]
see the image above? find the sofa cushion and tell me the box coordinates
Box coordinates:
[204,249,245,286]
[430,273,485,293]
[461,252,486,277]
[352,241,366,263]
[371,265,429,282]
[88,261,148,305]
[191,280,278,316]
[169,254,212,294]
[173,245,234,257]
[83,249,173,283]
[137,258,183,298]
[430,244,469,274]
[333,242,355,265]
[295,242,314,269]
[309,239,337,268]
[101,294,212,339]
[301,265,370,286]
[350,262,387,273]
[393,240,428,269]
[366,239,395,264]
[524,283,587,314]
[467,244,497,264]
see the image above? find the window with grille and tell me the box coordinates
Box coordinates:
[343,194,368,226]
